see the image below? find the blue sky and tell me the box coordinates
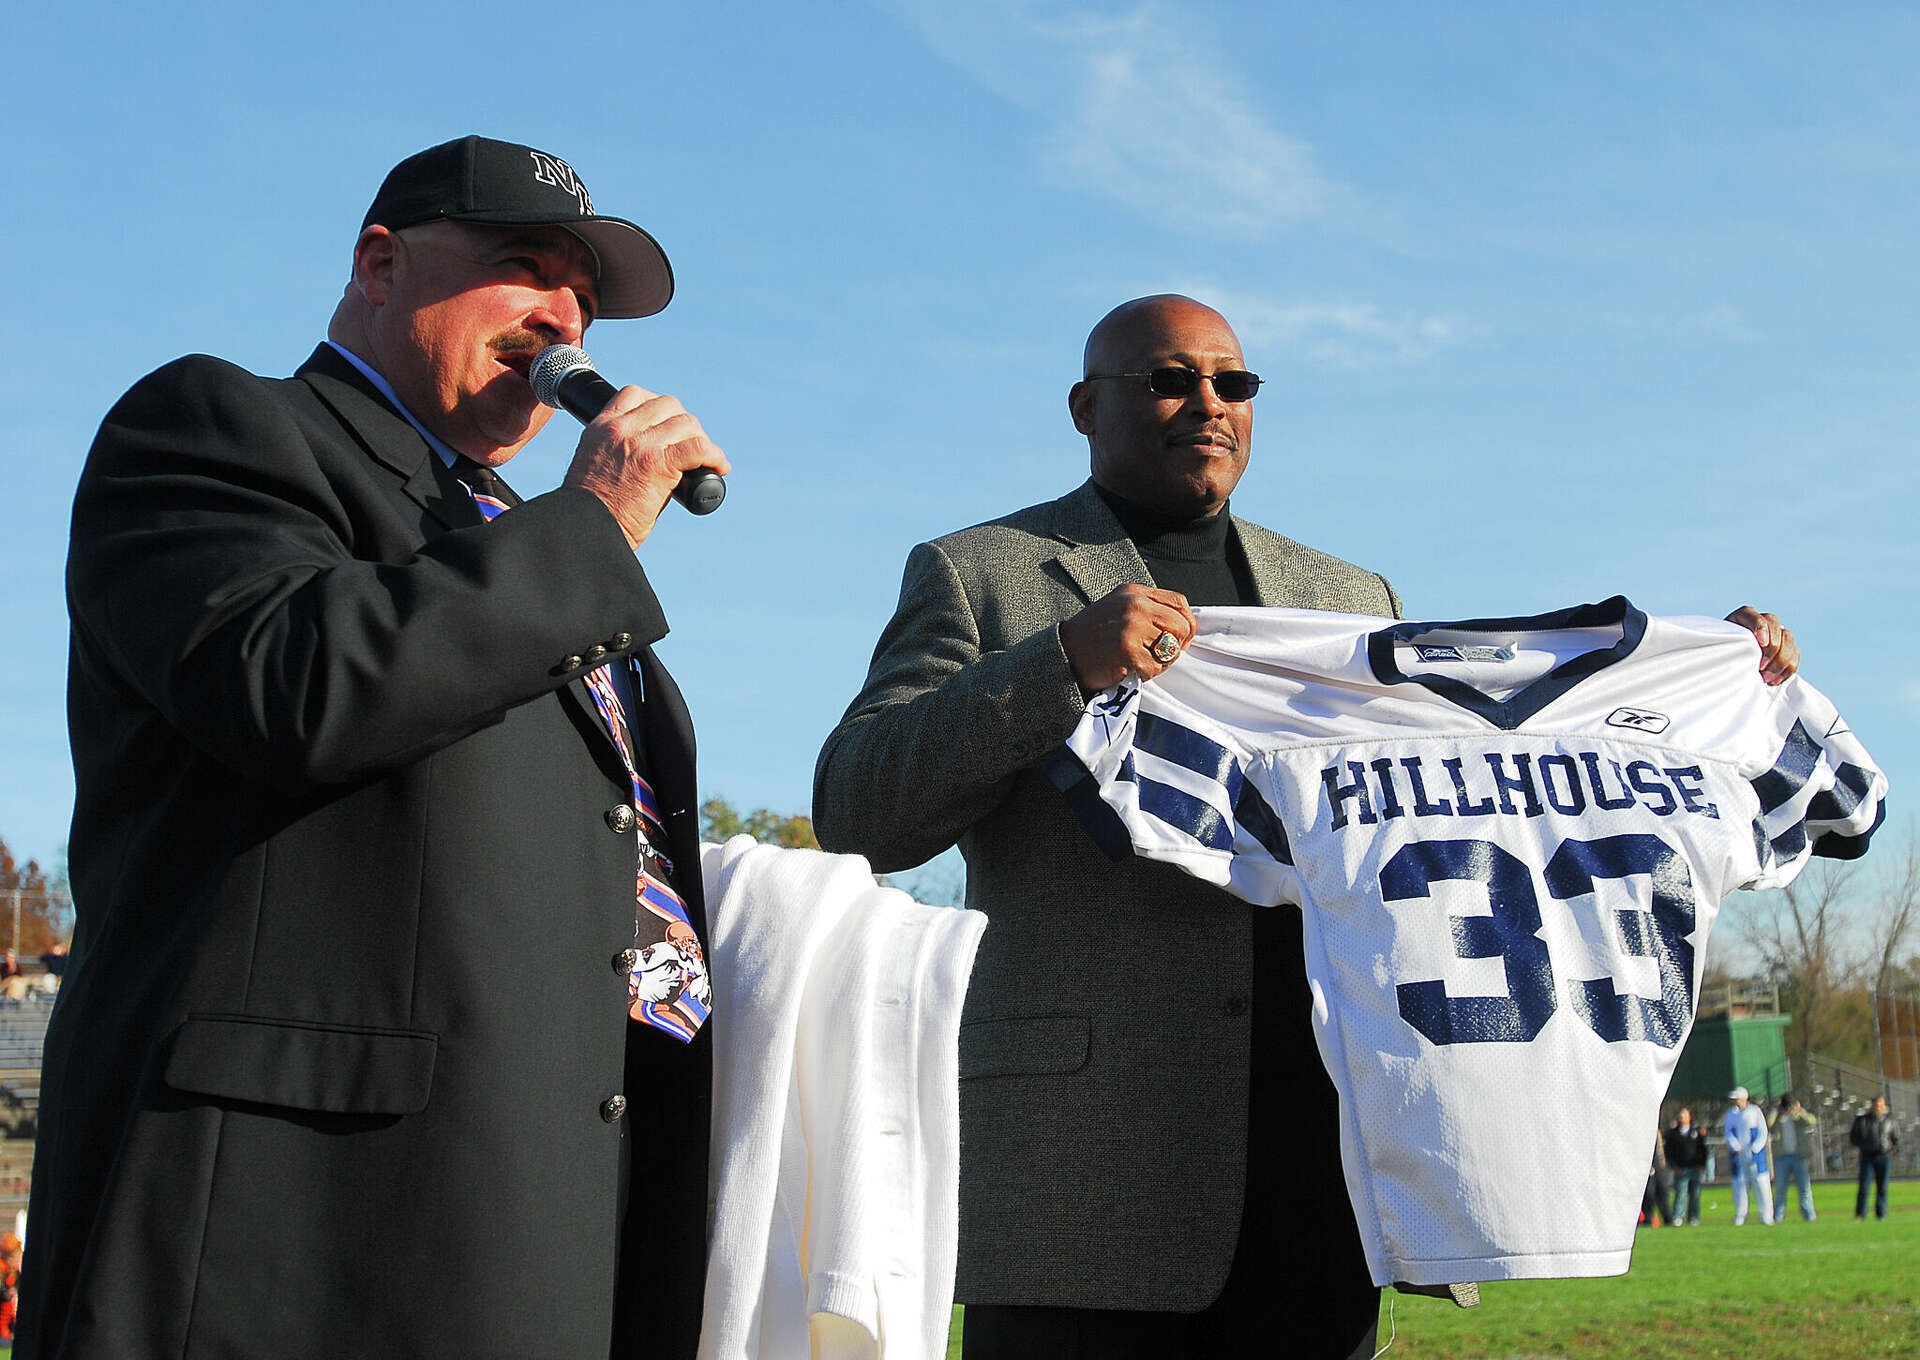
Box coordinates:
[4,3,1915,905]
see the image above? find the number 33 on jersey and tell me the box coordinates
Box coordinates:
[1048,598,1886,1287]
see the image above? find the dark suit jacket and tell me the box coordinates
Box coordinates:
[21,345,711,1359]
[813,481,1399,1311]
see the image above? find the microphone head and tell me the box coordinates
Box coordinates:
[529,345,596,408]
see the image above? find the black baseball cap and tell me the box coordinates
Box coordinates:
[361,136,673,319]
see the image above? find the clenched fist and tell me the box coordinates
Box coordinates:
[1725,606,1798,687]
[1058,584,1199,694]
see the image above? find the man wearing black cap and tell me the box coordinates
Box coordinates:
[19,137,727,1358]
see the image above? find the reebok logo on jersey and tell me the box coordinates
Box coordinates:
[1606,707,1670,734]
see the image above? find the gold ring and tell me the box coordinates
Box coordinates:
[1150,631,1180,665]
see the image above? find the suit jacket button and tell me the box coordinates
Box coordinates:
[1224,995,1249,1017]
[584,644,607,663]
[601,1095,628,1123]
[606,805,637,833]
[613,948,640,975]
[611,632,633,650]
[560,654,584,672]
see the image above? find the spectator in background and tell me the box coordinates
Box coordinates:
[0,1231,21,1342]
[1724,1087,1775,1227]
[1641,1127,1676,1228]
[34,945,65,995]
[1850,1096,1899,1221]
[1770,1095,1818,1223]
[1665,1108,1709,1226]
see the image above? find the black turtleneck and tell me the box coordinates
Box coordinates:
[1093,486,1377,1338]
[1092,482,1257,607]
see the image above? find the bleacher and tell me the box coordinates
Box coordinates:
[1798,1052,1918,1177]
[0,992,52,1233]
[0,993,54,1144]
[1684,1051,1918,1182]
[1668,984,1918,1180]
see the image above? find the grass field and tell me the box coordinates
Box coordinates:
[944,1179,1920,1359]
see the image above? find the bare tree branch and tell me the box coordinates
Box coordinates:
[1868,829,1920,996]
[1740,858,1861,1074]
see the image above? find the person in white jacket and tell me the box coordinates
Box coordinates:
[1723,1088,1775,1227]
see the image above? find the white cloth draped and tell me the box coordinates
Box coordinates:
[696,837,986,1360]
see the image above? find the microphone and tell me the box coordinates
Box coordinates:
[528,345,726,515]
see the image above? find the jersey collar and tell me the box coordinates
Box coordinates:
[1365,596,1648,730]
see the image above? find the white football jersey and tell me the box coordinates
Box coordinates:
[1049,598,1886,1285]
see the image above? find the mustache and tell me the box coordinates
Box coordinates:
[489,328,555,359]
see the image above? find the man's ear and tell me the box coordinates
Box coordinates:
[351,226,398,306]
[1068,380,1097,437]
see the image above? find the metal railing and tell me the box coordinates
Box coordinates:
[1794,1051,1917,1175]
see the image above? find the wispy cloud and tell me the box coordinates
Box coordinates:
[1588,303,1764,345]
[1034,11,1329,234]
[878,2,1460,365]
[877,0,1332,236]
[1178,285,1466,367]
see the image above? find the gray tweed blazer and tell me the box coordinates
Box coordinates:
[813,479,1401,1311]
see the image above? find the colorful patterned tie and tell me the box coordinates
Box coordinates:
[454,460,710,1042]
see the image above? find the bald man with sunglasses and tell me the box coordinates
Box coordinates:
[814,295,1398,1358]
[815,294,1800,1359]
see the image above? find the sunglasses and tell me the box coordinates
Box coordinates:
[1086,366,1262,402]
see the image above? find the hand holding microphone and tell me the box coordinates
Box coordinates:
[539,345,730,549]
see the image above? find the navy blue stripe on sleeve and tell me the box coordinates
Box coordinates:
[1135,712,1239,787]
[1769,821,1809,865]
[1751,720,1821,814]
[1044,746,1140,863]
[1806,762,1874,824]
[1233,779,1294,867]
[1813,801,1887,862]
[1137,777,1233,852]
[1050,708,1294,869]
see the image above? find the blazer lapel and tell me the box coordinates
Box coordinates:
[295,344,479,533]
[1044,481,1329,614]
[634,649,707,936]
[557,672,620,758]
[1046,480,1152,605]
[635,650,697,830]
[1233,518,1311,608]
[296,346,689,852]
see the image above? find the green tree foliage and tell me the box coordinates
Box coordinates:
[0,836,73,957]
[695,795,975,902]
[698,798,972,905]
[699,797,819,850]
